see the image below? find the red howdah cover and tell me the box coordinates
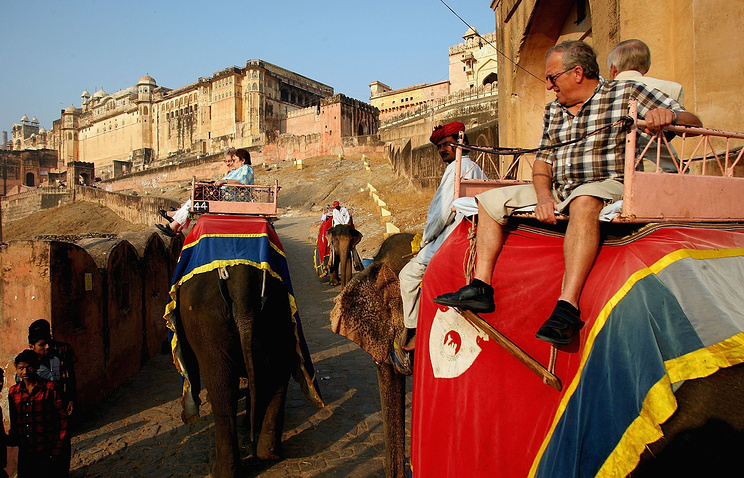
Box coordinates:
[411,221,744,477]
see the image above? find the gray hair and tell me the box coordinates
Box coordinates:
[546,40,600,79]
[608,39,651,74]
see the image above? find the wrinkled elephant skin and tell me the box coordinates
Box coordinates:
[326,224,362,287]
[632,363,744,476]
[179,264,297,478]
[330,233,415,478]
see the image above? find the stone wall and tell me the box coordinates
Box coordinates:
[380,90,499,192]
[74,186,181,226]
[1,187,73,224]
[389,120,500,193]
[262,133,386,162]
[0,185,180,228]
[492,0,744,149]
[0,231,181,418]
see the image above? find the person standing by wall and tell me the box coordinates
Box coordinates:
[8,350,68,478]
[0,367,8,478]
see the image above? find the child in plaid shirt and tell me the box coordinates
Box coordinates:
[0,367,7,478]
[8,350,68,478]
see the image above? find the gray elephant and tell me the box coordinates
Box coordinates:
[167,217,323,478]
[331,232,415,478]
[631,362,744,476]
[326,224,363,287]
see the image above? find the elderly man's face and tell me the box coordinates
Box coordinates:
[436,136,458,163]
[545,52,578,107]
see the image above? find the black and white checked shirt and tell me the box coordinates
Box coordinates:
[536,78,683,200]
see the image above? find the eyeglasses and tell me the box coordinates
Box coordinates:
[545,67,576,85]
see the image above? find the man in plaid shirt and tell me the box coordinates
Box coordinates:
[8,350,68,478]
[435,40,701,345]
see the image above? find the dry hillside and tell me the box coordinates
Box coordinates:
[2,154,433,258]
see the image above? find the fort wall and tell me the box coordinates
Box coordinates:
[0,231,181,424]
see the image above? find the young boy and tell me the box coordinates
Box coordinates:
[8,350,68,478]
[28,320,77,416]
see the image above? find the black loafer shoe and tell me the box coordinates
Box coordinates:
[169,206,177,211]
[158,209,171,220]
[156,223,177,238]
[535,301,584,345]
[433,283,495,313]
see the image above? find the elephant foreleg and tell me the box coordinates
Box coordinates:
[181,304,243,478]
[339,242,352,287]
[255,380,289,459]
[204,361,241,478]
[377,362,407,478]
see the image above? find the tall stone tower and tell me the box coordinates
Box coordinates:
[60,106,80,165]
[136,75,156,148]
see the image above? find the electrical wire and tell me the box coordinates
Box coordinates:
[439,0,544,83]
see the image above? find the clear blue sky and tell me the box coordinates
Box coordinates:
[0,0,496,133]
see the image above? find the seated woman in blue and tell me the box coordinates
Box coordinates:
[156,148,254,237]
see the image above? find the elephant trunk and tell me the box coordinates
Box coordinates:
[376,362,407,478]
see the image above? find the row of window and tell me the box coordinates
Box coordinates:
[165,106,197,119]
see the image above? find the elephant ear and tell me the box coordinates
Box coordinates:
[330,262,404,363]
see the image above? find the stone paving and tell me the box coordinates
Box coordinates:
[69,215,412,477]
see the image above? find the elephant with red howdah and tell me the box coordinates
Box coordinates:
[326,224,363,287]
[165,215,323,478]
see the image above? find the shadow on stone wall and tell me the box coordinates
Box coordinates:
[0,230,182,415]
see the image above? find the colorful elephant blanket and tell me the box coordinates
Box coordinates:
[164,215,324,422]
[412,221,744,477]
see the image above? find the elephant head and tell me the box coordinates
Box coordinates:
[326,224,362,287]
[330,232,415,478]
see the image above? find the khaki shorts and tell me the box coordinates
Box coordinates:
[476,179,624,224]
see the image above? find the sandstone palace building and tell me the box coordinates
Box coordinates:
[7,59,379,181]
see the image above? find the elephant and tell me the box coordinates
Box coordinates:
[176,263,301,478]
[331,231,744,477]
[631,362,744,476]
[326,224,363,287]
[330,232,416,478]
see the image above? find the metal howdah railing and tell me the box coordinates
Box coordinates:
[190,178,279,217]
[453,101,744,224]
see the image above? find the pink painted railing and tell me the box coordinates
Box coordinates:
[190,178,279,217]
[454,103,744,223]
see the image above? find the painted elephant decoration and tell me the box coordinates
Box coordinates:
[330,232,415,478]
[326,224,363,287]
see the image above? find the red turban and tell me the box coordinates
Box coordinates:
[332,200,340,207]
[430,121,465,145]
